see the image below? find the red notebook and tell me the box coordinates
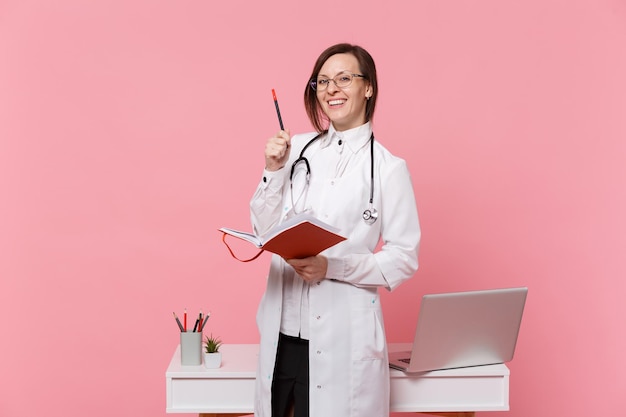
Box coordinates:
[219,213,346,260]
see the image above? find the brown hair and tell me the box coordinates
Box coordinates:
[304,43,378,133]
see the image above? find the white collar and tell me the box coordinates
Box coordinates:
[319,122,373,154]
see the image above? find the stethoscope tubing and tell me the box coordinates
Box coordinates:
[289,131,377,225]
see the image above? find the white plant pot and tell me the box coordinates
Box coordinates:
[203,352,222,369]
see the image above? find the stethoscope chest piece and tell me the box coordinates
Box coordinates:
[362,206,378,225]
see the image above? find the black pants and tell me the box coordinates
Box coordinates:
[271,333,310,417]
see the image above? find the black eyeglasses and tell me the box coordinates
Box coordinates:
[309,72,366,91]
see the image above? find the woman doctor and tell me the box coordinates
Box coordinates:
[250,43,421,417]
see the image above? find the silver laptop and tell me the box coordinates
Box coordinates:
[389,287,527,373]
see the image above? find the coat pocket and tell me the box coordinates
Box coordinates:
[350,301,385,360]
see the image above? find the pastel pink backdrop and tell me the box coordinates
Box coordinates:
[1,1,625,416]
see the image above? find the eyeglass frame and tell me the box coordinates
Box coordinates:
[309,72,367,91]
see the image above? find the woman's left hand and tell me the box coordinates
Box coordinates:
[286,256,328,284]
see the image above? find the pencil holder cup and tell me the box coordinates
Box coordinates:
[180,332,202,366]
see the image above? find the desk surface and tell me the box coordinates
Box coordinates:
[166,343,510,414]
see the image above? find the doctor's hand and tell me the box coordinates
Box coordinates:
[286,255,328,285]
[265,129,291,171]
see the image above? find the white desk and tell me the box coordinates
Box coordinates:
[166,344,510,417]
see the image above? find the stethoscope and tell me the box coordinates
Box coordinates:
[289,131,378,225]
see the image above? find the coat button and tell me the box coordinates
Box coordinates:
[317,350,321,354]
[316,315,321,320]
[317,385,322,389]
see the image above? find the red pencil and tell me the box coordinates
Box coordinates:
[272,89,284,131]
[184,308,187,332]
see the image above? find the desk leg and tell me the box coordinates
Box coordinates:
[200,413,472,417]
[199,414,252,417]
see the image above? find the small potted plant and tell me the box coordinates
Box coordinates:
[203,334,222,369]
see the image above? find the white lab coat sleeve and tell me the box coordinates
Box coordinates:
[325,159,420,291]
[250,167,289,236]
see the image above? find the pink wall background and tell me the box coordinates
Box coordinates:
[1,1,625,416]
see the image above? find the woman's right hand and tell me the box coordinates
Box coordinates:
[264,129,291,171]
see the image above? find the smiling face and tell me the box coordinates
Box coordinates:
[316,53,372,132]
